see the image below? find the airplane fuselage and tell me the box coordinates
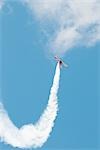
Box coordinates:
[59,60,63,66]
[54,56,68,68]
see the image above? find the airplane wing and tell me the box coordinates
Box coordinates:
[54,56,60,61]
[62,62,68,67]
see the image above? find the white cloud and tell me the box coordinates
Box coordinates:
[0,63,60,149]
[25,0,100,55]
[0,0,4,10]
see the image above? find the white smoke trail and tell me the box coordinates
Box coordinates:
[0,63,60,149]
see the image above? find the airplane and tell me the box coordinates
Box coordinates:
[54,56,68,68]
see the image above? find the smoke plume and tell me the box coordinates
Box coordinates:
[0,63,60,148]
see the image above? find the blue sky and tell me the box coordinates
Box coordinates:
[0,1,100,150]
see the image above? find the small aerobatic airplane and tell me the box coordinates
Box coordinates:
[54,56,68,68]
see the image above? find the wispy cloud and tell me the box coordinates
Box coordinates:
[0,63,60,148]
[25,0,100,56]
[0,0,4,10]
